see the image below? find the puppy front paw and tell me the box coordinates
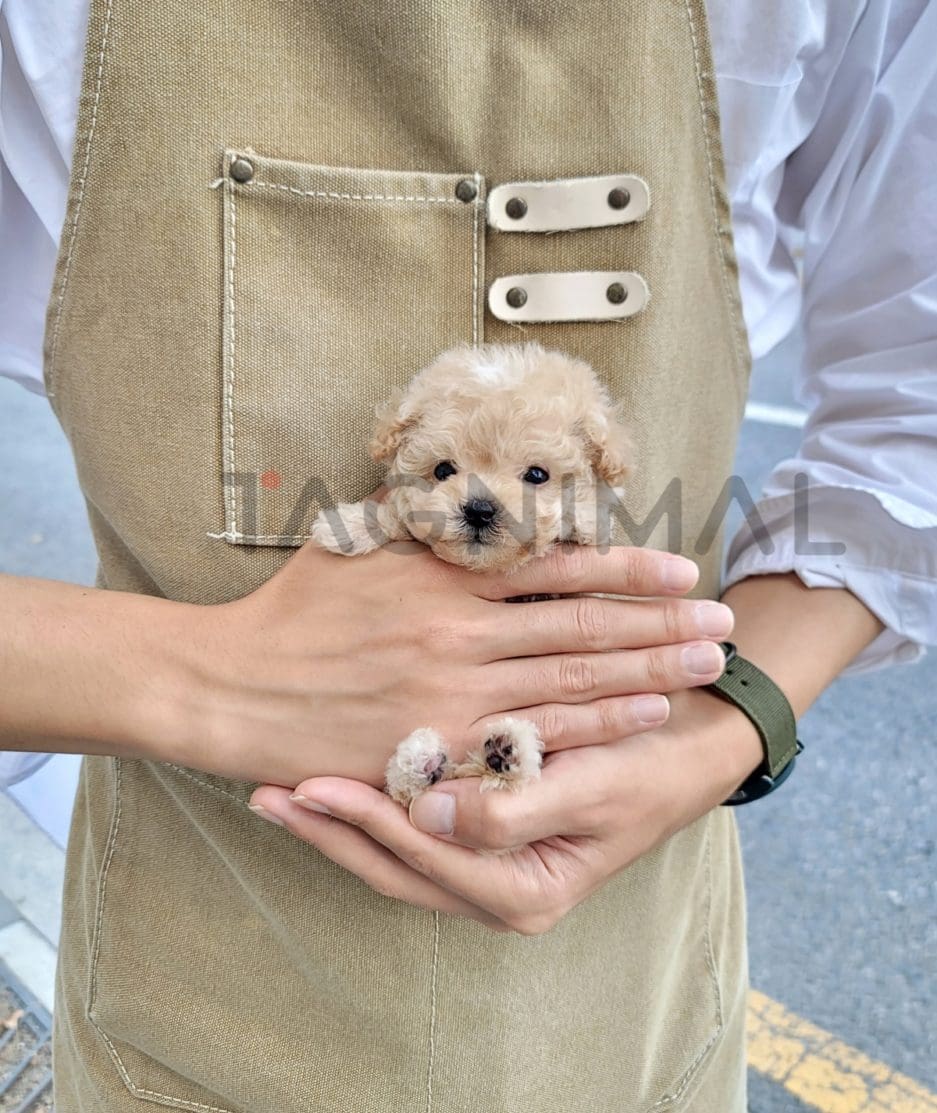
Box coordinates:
[385,728,455,805]
[455,717,543,793]
[311,502,381,556]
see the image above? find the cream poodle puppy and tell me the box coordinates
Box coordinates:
[312,342,631,806]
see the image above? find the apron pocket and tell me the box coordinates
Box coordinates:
[217,148,486,545]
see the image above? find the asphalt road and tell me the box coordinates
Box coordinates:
[736,342,937,1107]
[0,334,934,1111]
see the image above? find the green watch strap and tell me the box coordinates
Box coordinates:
[707,642,804,805]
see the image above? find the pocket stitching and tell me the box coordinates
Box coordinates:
[219,160,485,545]
[87,758,238,1112]
[222,178,239,536]
[248,179,466,205]
[471,170,482,347]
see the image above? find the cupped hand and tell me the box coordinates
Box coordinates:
[189,540,732,788]
[247,689,761,934]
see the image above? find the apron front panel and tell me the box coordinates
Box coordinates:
[44,0,752,1109]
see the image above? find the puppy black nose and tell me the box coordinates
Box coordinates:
[462,499,499,528]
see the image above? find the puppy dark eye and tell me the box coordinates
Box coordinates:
[523,466,550,485]
[434,460,458,481]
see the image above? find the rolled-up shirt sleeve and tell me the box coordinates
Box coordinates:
[0,750,52,788]
[724,0,937,674]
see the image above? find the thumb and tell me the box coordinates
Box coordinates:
[408,777,541,853]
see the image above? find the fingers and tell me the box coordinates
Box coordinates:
[248,786,509,930]
[473,544,699,601]
[479,595,734,660]
[485,639,726,708]
[269,776,552,919]
[467,692,670,753]
[407,747,620,851]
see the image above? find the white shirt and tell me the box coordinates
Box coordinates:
[1,0,936,788]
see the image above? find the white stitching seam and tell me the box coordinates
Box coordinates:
[425,911,441,1113]
[163,762,253,806]
[471,172,481,348]
[45,0,114,398]
[648,822,725,1111]
[216,171,478,543]
[682,0,750,384]
[246,180,463,204]
[207,530,304,544]
[86,761,238,1112]
[223,177,238,536]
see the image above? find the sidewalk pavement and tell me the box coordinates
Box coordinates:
[0,791,64,1013]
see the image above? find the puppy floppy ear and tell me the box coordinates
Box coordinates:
[368,391,414,463]
[578,405,632,486]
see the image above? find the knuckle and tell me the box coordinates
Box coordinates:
[535,704,567,745]
[478,799,519,851]
[405,848,442,884]
[595,698,627,739]
[643,647,675,692]
[369,878,404,903]
[662,601,686,643]
[573,597,608,646]
[558,655,597,698]
[616,546,646,588]
[551,545,588,592]
[509,908,561,936]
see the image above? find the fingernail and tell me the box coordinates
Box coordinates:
[662,556,698,592]
[289,794,332,815]
[248,803,286,827]
[634,694,670,724]
[409,792,455,835]
[681,642,725,676]
[694,602,734,638]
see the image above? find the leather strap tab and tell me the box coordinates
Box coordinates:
[488,174,650,232]
[488,270,649,323]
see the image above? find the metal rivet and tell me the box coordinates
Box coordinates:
[455,179,477,203]
[606,282,628,305]
[607,187,631,210]
[505,197,528,220]
[230,158,254,184]
[506,287,528,309]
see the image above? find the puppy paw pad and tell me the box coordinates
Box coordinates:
[483,733,517,775]
[385,728,454,804]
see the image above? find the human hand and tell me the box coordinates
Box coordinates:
[186,541,732,788]
[247,688,761,933]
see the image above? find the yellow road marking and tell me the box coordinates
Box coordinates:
[748,990,937,1113]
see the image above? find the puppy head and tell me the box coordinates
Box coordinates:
[370,342,631,572]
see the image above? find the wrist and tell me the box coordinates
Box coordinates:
[0,574,204,767]
[654,686,764,823]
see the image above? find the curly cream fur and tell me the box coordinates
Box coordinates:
[310,342,633,818]
[360,341,631,571]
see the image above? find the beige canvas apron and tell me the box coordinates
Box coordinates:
[44,1,753,1109]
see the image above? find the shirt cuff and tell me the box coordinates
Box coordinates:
[0,751,54,789]
[723,485,936,676]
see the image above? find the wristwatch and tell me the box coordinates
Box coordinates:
[706,642,804,805]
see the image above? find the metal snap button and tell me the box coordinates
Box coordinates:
[455,179,478,203]
[506,287,528,309]
[607,187,631,210]
[505,197,528,220]
[230,158,254,184]
[606,282,628,304]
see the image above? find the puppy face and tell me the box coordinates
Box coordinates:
[371,343,631,572]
